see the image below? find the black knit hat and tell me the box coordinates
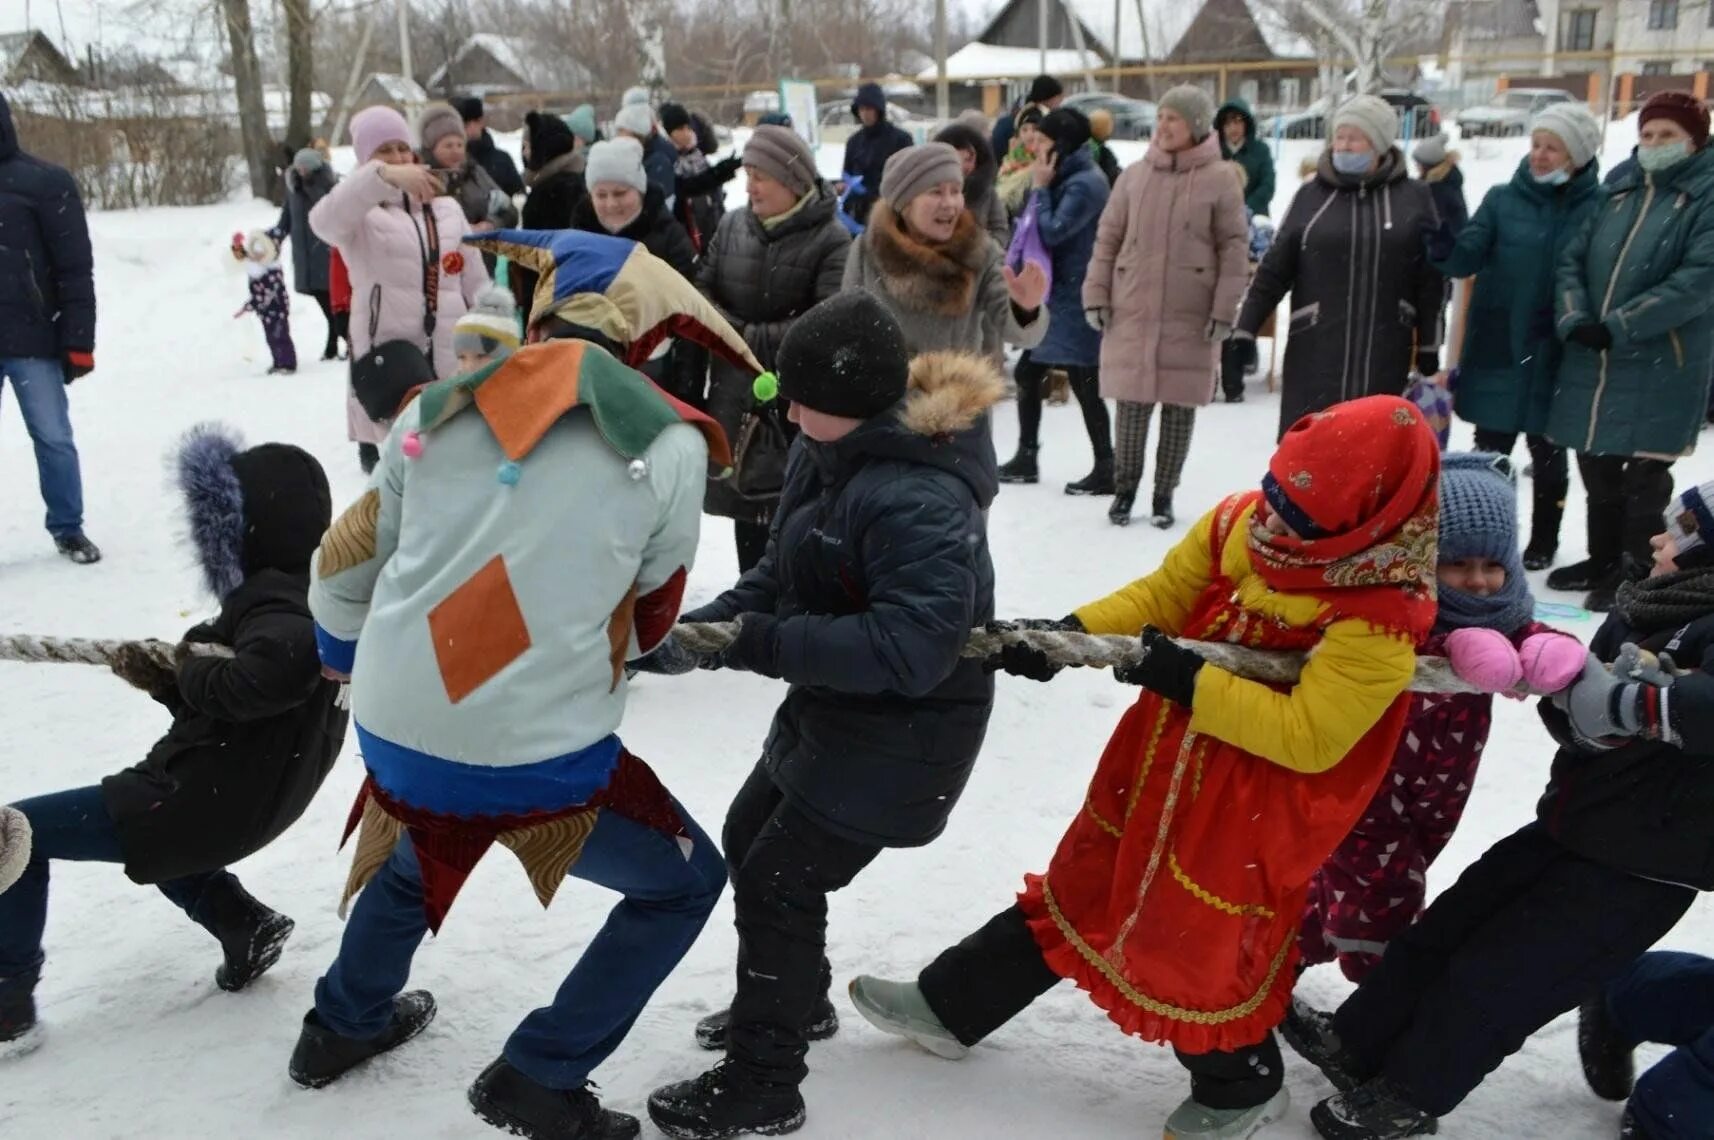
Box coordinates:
[523,110,576,172]
[1039,108,1092,156]
[776,291,909,420]
[1015,103,1045,131]
[1027,74,1064,104]
[658,102,692,133]
[455,95,484,123]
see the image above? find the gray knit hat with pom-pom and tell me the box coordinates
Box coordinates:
[453,286,522,357]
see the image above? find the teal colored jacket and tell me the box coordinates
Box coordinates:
[1551,146,1714,458]
[1217,98,1276,217]
[1434,156,1601,437]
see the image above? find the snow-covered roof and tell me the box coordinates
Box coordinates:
[7,78,328,131]
[917,42,1104,83]
[368,74,429,104]
[427,33,546,92]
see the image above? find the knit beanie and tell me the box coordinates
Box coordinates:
[1027,74,1064,105]
[524,110,576,171]
[1333,94,1399,154]
[622,86,652,107]
[453,285,522,357]
[614,102,655,139]
[743,125,818,197]
[1438,452,1520,564]
[776,291,910,420]
[1039,107,1092,157]
[756,111,793,128]
[1531,102,1603,169]
[880,142,962,210]
[585,138,647,194]
[1412,131,1449,168]
[292,147,325,176]
[1640,90,1711,150]
[1664,479,1714,569]
[455,95,484,123]
[351,105,413,164]
[1158,84,1216,140]
[658,102,692,133]
[418,102,465,153]
[564,103,599,145]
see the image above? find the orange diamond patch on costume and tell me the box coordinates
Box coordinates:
[427,554,533,703]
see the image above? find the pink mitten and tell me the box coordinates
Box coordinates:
[1445,627,1523,693]
[1518,632,1586,694]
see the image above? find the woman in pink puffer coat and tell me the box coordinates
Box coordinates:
[311,105,487,471]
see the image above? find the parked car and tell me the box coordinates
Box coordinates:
[1457,87,1577,137]
[1061,91,1157,139]
[1261,89,1441,141]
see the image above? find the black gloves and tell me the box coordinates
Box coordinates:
[1112,627,1205,706]
[1230,335,1258,374]
[985,616,1083,682]
[1421,218,1455,263]
[1568,322,1614,352]
[1413,349,1440,378]
[714,154,743,181]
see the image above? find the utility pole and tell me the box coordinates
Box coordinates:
[1038,0,1048,74]
[935,0,949,120]
[1112,0,1121,91]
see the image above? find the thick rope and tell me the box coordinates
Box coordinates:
[0,635,349,709]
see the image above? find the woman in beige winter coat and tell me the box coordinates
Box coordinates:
[1083,85,1249,528]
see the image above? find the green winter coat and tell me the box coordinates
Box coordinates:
[1434,156,1602,437]
[1551,145,1714,458]
[1217,98,1276,217]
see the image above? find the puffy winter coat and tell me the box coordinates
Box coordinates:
[1434,156,1602,437]
[468,128,524,197]
[0,91,95,360]
[1217,97,1276,217]
[274,163,337,295]
[309,162,489,443]
[642,132,679,205]
[101,443,345,884]
[841,202,1045,358]
[1550,146,1714,459]
[841,85,914,226]
[1084,132,1250,406]
[1026,146,1110,369]
[698,187,851,522]
[685,353,1001,847]
[1237,148,1445,436]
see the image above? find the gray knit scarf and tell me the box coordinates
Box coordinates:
[1615,566,1714,634]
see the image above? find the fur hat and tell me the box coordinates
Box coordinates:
[351,105,413,164]
[1412,131,1450,168]
[1027,75,1064,105]
[564,104,599,145]
[1158,84,1216,140]
[880,142,964,210]
[418,102,465,153]
[454,286,522,358]
[744,125,818,198]
[1332,94,1399,155]
[1531,103,1603,169]
[1640,90,1711,150]
[524,111,577,172]
[614,102,655,139]
[586,138,647,194]
[776,291,909,419]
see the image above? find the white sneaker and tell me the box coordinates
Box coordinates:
[1163,1089,1289,1138]
[846,976,970,1060]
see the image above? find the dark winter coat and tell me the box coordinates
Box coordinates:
[274,163,337,295]
[685,353,1002,847]
[934,122,1010,247]
[1092,142,1122,187]
[1421,156,1469,238]
[842,84,914,226]
[1550,146,1714,459]
[697,186,851,522]
[1434,156,1602,437]
[100,439,345,885]
[468,128,524,197]
[511,151,588,318]
[1537,609,1714,890]
[0,91,95,361]
[642,132,679,205]
[1217,98,1276,217]
[1237,147,1445,436]
[1026,146,1109,368]
[425,151,518,231]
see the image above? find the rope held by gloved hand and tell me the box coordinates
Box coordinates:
[669,621,1486,695]
[0,634,350,708]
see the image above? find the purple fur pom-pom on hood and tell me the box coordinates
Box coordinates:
[177,423,248,599]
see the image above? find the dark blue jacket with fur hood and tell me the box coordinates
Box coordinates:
[100,426,348,884]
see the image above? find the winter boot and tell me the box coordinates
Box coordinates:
[646,1060,806,1140]
[53,533,101,565]
[1065,457,1116,497]
[201,879,295,993]
[997,446,1040,485]
[1577,997,1635,1101]
[1163,1089,1290,1139]
[0,974,41,1060]
[468,1057,640,1140]
[1151,494,1175,529]
[1109,490,1137,527]
[1523,485,1565,571]
[1546,558,1619,593]
[1279,998,1363,1092]
[1309,1080,1438,1140]
[847,975,970,1060]
[288,990,437,1089]
[695,997,839,1051]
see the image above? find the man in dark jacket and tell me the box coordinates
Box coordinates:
[1217,96,1276,216]
[642,292,1001,1140]
[0,424,347,1052]
[614,101,679,208]
[840,82,913,226]
[455,96,524,197]
[1284,480,1714,1140]
[0,91,99,564]
[992,74,1064,169]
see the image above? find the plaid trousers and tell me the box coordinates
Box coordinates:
[1113,401,1196,496]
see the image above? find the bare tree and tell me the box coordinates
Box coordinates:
[283,0,314,147]
[220,0,276,196]
[1263,0,1440,94]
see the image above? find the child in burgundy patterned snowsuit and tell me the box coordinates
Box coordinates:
[232,229,296,374]
[1298,452,1585,982]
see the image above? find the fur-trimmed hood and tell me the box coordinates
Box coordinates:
[862,202,990,317]
[0,804,30,896]
[898,351,1007,437]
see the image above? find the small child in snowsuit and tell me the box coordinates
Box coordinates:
[1297,451,1584,982]
[451,284,521,374]
[1221,162,1278,402]
[232,229,296,373]
[0,424,345,1054]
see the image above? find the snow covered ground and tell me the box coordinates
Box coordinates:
[1,122,1706,1139]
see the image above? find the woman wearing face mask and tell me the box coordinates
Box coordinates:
[1426,103,1604,575]
[1235,94,1446,439]
[1546,91,1714,613]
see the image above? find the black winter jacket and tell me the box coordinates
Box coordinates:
[273,164,336,295]
[510,151,588,318]
[469,128,524,197]
[697,187,852,521]
[842,119,914,227]
[1537,609,1714,890]
[686,353,1003,847]
[1238,148,1445,438]
[0,92,96,360]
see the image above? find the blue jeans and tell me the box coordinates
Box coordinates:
[0,357,84,537]
[315,799,725,1090]
[0,786,234,994]
[1605,951,1714,1139]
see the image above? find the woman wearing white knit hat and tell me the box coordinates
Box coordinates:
[1234,93,1446,438]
